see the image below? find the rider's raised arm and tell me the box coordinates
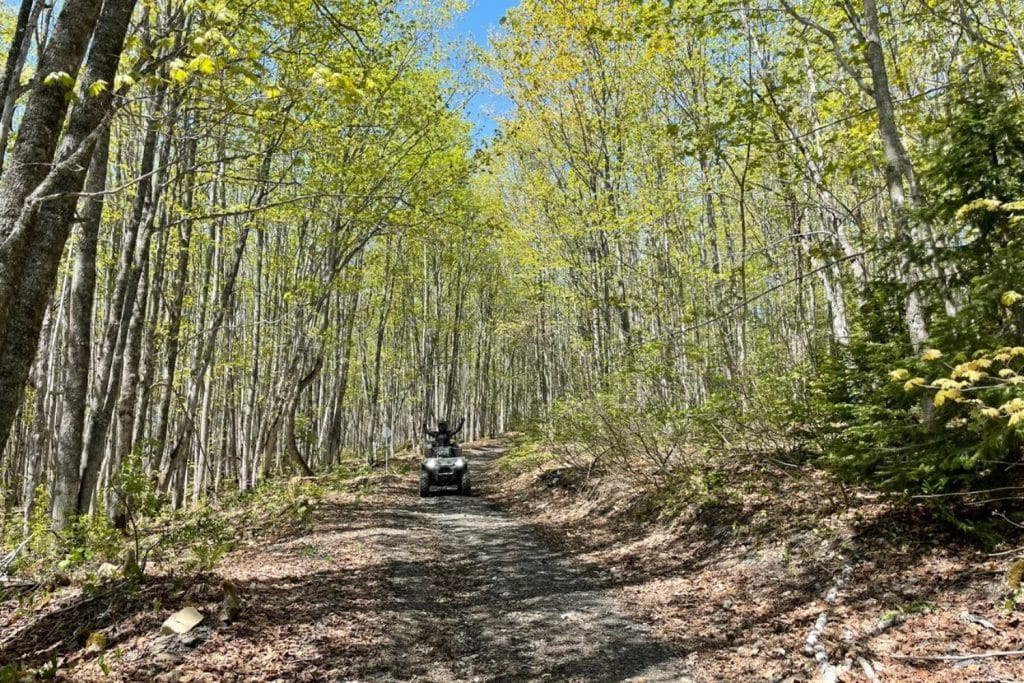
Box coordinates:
[423,422,437,437]
[452,417,465,435]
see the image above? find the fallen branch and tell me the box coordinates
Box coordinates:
[910,486,1024,499]
[891,650,1024,662]
[863,602,933,640]
[857,657,881,683]
[1,538,29,572]
[804,563,854,683]
[958,611,1001,633]
[0,575,37,590]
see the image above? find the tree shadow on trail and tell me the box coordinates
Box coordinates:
[1,490,689,682]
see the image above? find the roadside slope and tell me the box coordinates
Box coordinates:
[486,441,1024,682]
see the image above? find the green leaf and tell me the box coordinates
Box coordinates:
[167,59,189,82]
[43,71,75,89]
[188,54,217,76]
[87,80,108,97]
[114,74,136,90]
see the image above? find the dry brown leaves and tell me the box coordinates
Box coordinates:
[487,454,1024,682]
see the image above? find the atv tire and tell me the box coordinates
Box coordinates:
[419,471,431,498]
[459,471,472,497]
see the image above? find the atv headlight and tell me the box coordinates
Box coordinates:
[425,458,439,470]
[454,458,466,470]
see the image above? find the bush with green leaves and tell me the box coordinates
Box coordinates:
[813,69,1024,515]
[496,441,558,474]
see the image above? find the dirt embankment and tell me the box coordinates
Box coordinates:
[486,443,1024,682]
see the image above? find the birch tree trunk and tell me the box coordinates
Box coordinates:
[0,0,134,459]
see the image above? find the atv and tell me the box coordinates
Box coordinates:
[419,443,471,497]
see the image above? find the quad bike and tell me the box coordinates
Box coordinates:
[419,442,471,497]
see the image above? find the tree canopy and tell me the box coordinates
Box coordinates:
[0,0,1022,538]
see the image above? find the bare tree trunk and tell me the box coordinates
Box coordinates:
[0,0,43,175]
[284,356,321,477]
[860,0,930,352]
[151,134,195,478]
[0,0,135,460]
[79,86,164,514]
[51,128,110,529]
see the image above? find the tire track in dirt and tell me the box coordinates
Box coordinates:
[368,443,692,682]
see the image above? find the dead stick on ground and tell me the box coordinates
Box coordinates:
[892,650,1024,661]
[1,538,29,571]
[857,657,881,683]
[804,563,854,683]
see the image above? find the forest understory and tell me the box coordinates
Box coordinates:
[2,438,1023,682]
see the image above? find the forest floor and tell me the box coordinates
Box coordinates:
[3,437,1023,682]
[487,440,1024,682]
[1,440,689,682]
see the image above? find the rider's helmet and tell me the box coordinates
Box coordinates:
[438,419,449,431]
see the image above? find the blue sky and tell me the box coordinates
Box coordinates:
[443,0,519,143]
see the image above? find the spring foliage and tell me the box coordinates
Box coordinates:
[816,72,1024,506]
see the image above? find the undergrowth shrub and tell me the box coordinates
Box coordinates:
[811,69,1024,538]
[533,370,762,521]
[0,456,374,585]
[637,464,740,520]
[6,485,124,581]
[547,380,691,487]
[496,441,558,474]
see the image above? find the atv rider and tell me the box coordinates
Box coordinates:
[423,417,464,447]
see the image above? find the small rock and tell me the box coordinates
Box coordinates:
[219,580,241,623]
[161,606,204,635]
[154,652,182,668]
[154,668,182,683]
[123,547,143,581]
[97,562,119,580]
[150,634,176,654]
[178,626,208,647]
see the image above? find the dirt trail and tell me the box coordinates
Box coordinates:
[76,442,690,682]
[377,444,690,682]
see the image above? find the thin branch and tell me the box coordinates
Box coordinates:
[777,0,875,97]
[910,487,1024,499]
[648,250,875,343]
[891,650,1024,661]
